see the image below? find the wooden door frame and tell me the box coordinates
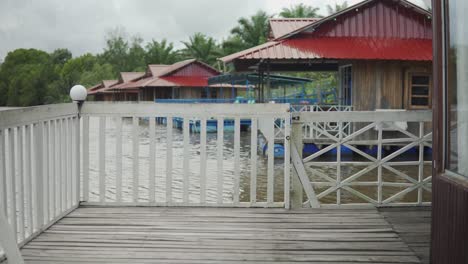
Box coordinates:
[432,0,468,263]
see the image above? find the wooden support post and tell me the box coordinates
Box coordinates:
[291,122,303,209]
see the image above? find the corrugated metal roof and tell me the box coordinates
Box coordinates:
[227,37,431,61]
[160,76,208,87]
[88,80,119,95]
[120,72,145,83]
[118,60,221,89]
[220,0,432,63]
[148,65,169,77]
[277,0,431,40]
[269,18,320,39]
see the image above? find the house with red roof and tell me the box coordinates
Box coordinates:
[220,0,432,111]
[88,59,239,102]
[87,80,119,101]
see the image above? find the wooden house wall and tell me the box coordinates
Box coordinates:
[347,60,432,141]
[350,60,432,111]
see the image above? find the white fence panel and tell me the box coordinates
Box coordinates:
[0,104,80,262]
[296,110,432,207]
[80,103,291,208]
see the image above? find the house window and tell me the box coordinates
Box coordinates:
[407,73,432,109]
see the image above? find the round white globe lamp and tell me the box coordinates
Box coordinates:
[70,85,87,102]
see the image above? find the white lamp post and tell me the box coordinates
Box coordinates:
[70,85,87,115]
[70,85,87,102]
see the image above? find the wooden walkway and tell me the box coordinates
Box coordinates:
[379,207,431,264]
[19,207,430,264]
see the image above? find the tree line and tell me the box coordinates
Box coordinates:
[0,2,348,106]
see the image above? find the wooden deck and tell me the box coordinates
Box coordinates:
[379,207,431,264]
[17,207,431,264]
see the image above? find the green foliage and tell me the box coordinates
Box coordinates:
[280,4,323,18]
[0,49,54,106]
[60,53,98,90]
[0,3,342,106]
[145,39,180,65]
[230,11,270,48]
[79,63,115,88]
[326,1,349,15]
[181,33,221,66]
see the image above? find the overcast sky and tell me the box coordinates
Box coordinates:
[0,0,430,61]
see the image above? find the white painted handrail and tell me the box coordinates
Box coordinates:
[81,103,291,208]
[296,110,432,207]
[0,104,80,252]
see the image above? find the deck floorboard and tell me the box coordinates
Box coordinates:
[19,207,429,263]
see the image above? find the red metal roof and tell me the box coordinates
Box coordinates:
[220,0,432,63]
[228,37,432,61]
[269,18,320,40]
[116,60,222,89]
[120,72,145,83]
[87,80,118,95]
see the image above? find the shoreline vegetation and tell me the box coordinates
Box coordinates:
[0,3,349,107]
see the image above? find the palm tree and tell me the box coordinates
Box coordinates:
[145,39,179,65]
[181,33,221,66]
[326,1,349,15]
[230,11,270,48]
[280,4,322,18]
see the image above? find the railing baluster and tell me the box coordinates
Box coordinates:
[200,118,207,204]
[217,118,224,205]
[115,117,123,203]
[34,122,44,232]
[233,117,241,205]
[49,121,55,217]
[61,119,67,209]
[183,117,190,204]
[267,117,274,205]
[337,122,342,206]
[250,118,257,205]
[47,120,57,219]
[25,125,33,235]
[67,118,73,208]
[0,129,6,216]
[99,116,106,203]
[132,117,139,203]
[7,128,17,240]
[42,121,49,222]
[82,116,90,202]
[418,122,424,204]
[149,117,156,203]
[284,116,291,209]
[377,122,383,205]
[56,119,62,214]
[17,126,25,241]
[61,119,66,211]
[74,117,80,206]
[166,117,173,204]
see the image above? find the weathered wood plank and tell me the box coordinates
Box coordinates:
[20,207,426,263]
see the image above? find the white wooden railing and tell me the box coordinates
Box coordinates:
[293,110,433,207]
[0,104,80,263]
[301,105,353,140]
[0,103,434,262]
[80,103,291,208]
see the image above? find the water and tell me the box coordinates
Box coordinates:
[87,117,432,205]
[87,117,285,204]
